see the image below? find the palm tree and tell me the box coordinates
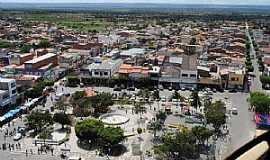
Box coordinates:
[150,121,162,137]
[134,102,145,119]
[190,91,201,111]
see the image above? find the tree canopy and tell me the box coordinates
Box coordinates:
[75,119,124,148]
[53,112,72,129]
[25,80,54,99]
[205,100,226,133]
[190,91,201,109]
[98,127,124,147]
[249,92,270,114]
[26,111,53,132]
[75,119,104,143]
[38,39,50,48]
[191,126,213,145]
[155,129,199,160]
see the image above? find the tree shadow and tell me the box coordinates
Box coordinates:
[108,144,127,157]
[76,140,99,151]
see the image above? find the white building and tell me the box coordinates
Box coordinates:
[0,78,17,107]
[88,59,123,78]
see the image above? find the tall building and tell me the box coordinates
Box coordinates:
[0,78,17,107]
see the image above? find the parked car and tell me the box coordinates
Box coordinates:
[79,83,84,87]
[18,127,26,134]
[158,85,164,91]
[229,88,237,93]
[231,107,238,115]
[13,133,22,141]
[113,85,121,91]
[127,87,135,91]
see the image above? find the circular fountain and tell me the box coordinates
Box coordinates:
[100,113,130,125]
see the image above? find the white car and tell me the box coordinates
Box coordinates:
[231,108,238,115]
[55,93,64,101]
[13,133,22,141]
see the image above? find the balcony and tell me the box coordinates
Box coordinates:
[225,131,270,160]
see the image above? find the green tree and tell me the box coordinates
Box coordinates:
[172,90,180,100]
[20,44,32,53]
[72,91,85,101]
[0,40,13,48]
[75,119,124,149]
[38,39,50,48]
[190,91,201,110]
[73,106,92,118]
[67,76,80,87]
[54,98,68,113]
[53,112,71,129]
[260,76,270,87]
[25,80,54,99]
[156,111,167,122]
[249,92,270,114]
[191,126,213,145]
[26,111,53,132]
[190,37,197,45]
[205,100,226,133]
[134,102,146,118]
[75,119,104,143]
[137,127,143,134]
[155,129,199,159]
[98,127,124,147]
[149,121,162,137]
[90,92,113,115]
[38,129,52,140]
[152,89,160,100]
[138,89,150,101]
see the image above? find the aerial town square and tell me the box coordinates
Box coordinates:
[0,1,270,160]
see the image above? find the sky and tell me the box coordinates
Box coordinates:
[1,0,270,5]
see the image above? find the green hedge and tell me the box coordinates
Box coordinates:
[67,76,80,87]
[81,76,155,89]
[260,75,270,85]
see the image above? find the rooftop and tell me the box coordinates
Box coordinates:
[120,48,145,57]
[169,56,183,65]
[0,78,15,83]
[89,59,123,70]
[181,54,198,71]
[24,53,56,64]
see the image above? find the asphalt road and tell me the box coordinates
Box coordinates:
[246,23,263,92]
[218,24,259,158]
[228,92,256,154]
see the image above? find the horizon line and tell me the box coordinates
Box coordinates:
[0,2,270,6]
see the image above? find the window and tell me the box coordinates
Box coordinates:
[11,82,16,88]
[190,74,197,78]
[104,72,108,76]
[2,94,9,100]
[94,72,99,75]
[182,74,188,77]
[231,77,239,81]
[0,83,8,90]
[12,89,16,94]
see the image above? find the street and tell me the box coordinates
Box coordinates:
[246,22,263,92]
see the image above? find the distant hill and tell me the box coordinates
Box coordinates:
[0,3,270,13]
